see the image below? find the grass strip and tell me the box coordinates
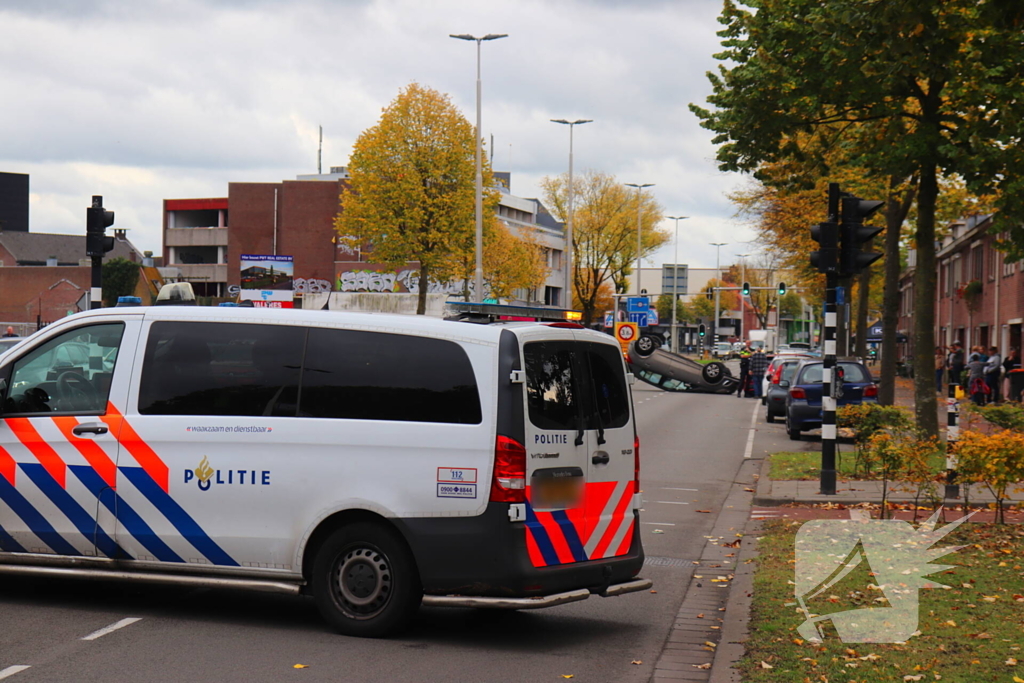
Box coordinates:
[739,519,1024,682]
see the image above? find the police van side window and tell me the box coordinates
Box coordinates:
[138,321,304,417]
[524,342,580,431]
[582,343,630,429]
[298,328,481,424]
[2,323,124,415]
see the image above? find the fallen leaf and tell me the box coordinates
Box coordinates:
[693,663,712,670]
[904,676,923,682]
[1008,658,1019,666]
[1013,676,1024,683]
[561,676,574,680]
[651,529,665,534]
[759,661,773,669]
[744,487,755,492]
[631,660,642,665]
[650,590,657,594]
[859,654,881,661]
[945,620,957,627]
[704,641,717,648]
[293,664,309,669]
[697,510,712,513]
[793,638,804,645]
[696,613,704,618]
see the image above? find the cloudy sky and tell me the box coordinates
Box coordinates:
[0,0,757,269]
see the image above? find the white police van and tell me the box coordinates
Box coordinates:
[0,300,650,636]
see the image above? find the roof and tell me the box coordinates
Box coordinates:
[0,231,142,266]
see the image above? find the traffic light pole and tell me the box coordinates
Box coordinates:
[90,196,103,310]
[820,271,838,495]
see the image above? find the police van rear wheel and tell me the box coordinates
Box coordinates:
[312,522,422,638]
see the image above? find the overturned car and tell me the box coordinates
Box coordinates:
[627,336,739,394]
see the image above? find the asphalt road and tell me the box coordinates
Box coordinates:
[0,383,762,683]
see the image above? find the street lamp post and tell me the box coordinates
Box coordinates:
[625,183,655,298]
[450,32,508,302]
[551,118,592,309]
[737,252,750,348]
[667,216,689,352]
[710,242,728,347]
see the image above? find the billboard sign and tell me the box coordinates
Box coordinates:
[240,254,294,307]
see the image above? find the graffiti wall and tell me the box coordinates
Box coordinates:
[334,263,467,295]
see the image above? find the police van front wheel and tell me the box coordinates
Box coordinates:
[311,522,422,638]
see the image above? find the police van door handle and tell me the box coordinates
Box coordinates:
[73,423,108,436]
[591,452,610,466]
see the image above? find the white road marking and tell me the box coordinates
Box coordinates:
[641,522,676,526]
[654,501,690,505]
[744,401,759,459]
[0,667,31,680]
[662,487,698,491]
[81,617,142,641]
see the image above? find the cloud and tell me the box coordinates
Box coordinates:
[1,0,751,262]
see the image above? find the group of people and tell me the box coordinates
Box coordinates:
[735,348,768,399]
[937,342,1022,405]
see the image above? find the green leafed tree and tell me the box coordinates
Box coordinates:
[336,83,497,314]
[691,0,1024,437]
[101,257,140,307]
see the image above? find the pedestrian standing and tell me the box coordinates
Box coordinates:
[967,352,988,405]
[737,352,750,397]
[2,326,16,338]
[948,342,965,391]
[934,346,946,392]
[1004,348,1022,402]
[750,348,768,399]
[985,346,1002,403]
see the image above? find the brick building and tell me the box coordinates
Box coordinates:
[0,230,144,326]
[165,170,566,306]
[898,213,1024,360]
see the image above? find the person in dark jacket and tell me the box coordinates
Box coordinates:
[737,353,750,397]
[947,342,964,391]
[750,349,768,399]
[1004,348,1022,402]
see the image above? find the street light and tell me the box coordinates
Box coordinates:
[667,215,689,353]
[625,183,655,297]
[450,32,508,302]
[551,118,592,309]
[710,242,728,347]
[737,252,750,347]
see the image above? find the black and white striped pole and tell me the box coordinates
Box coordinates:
[820,272,839,495]
[945,383,961,499]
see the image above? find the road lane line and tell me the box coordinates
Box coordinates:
[654,501,689,505]
[743,401,759,459]
[81,617,142,641]
[0,666,31,680]
[661,487,698,491]
[641,522,676,526]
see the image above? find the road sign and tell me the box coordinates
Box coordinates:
[626,297,649,313]
[648,308,659,326]
[604,312,615,328]
[615,322,639,354]
[629,312,648,327]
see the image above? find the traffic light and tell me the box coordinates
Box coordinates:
[86,196,116,257]
[698,323,706,338]
[810,221,839,274]
[742,282,750,296]
[839,195,884,276]
[778,282,786,296]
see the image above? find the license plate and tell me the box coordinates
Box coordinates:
[532,474,583,509]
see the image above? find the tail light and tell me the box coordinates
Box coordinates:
[789,387,807,400]
[490,435,526,503]
[864,384,878,398]
[633,435,641,494]
[771,364,784,384]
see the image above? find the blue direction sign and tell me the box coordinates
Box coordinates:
[626,297,650,313]
[629,312,649,327]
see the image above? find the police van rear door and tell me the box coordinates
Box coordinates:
[522,332,591,567]
[574,335,636,561]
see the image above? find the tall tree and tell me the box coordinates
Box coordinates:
[541,171,667,323]
[101,257,140,307]
[692,0,1024,436]
[482,218,548,302]
[336,83,496,315]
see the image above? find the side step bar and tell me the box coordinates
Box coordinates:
[0,564,302,595]
[422,578,653,610]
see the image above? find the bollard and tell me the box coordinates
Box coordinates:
[944,383,960,500]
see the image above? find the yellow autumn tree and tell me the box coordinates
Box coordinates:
[483,218,548,302]
[541,171,667,323]
[336,83,498,314]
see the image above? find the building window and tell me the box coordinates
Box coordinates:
[550,249,562,271]
[988,243,997,281]
[544,286,561,307]
[972,246,983,281]
[173,246,219,265]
